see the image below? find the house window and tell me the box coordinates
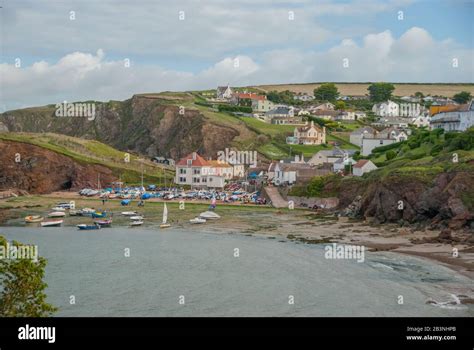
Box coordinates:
[380,140,383,145]
[202,177,207,183]
[192,177,200,183]
[187,159,192,166]
[179,168,186,174]
[179,177,186,182]
[209,178,213,182]
[193,168,200,175]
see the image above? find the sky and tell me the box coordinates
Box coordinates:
[1,0,473,110]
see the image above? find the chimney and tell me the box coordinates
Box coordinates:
[192,152,197,160]
[311,121,314,127]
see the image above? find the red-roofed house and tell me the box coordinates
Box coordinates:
[352,159,377,177]
[175,152,225,188]
[231,92,267,106]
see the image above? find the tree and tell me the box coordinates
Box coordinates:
[453,91,472,104]
[414,91,424,99]
[266,90,295,104]
[386,150,396,161]
[0,236,57,316]
[313,83,339,102]
[368,82,395,102]
[335,101,346,110]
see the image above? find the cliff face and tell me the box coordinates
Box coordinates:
[0,141,116,194]
[339,168,474,230]
[0,95,240,159]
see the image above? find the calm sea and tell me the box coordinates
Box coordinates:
[0,226,472,317]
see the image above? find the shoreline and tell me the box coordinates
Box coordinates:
[1,192,473,282]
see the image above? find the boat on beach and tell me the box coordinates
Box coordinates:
[77,208,95,216]
[25,215,44,223]
[41,220,63,227]
[190,217,206,224]
[130,220,143,226]
[94,219,112,227]
[48,211,66,218]
[160,203,171,229]
[121,211,137,216]
[199,211,221,220]
[51,207,66,212]
[77,224,101,230]
[92,211,107,218]
[130,216,144,221]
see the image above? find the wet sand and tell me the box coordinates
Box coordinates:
[1,192,473,282]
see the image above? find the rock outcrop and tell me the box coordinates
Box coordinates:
[338,169,474,230]
[0,140,116,194]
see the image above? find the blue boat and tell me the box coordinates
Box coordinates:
[77,224,101,230]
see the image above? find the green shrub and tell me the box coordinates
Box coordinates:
[386,150,396,160]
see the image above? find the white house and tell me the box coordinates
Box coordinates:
[411,115,431,128]
[308,147,356,166]
[270,161,328,186]
[399,103,426,117]
[175,152,225,188]
[353,160,378,176]
[294,93,315,102]
[372,100,399,117]
[252,99,276,113]
[350,126,377,147]
[378,127,408,142]
[361,136,397,156]
[430,101,474,132]
[216,85,233,100]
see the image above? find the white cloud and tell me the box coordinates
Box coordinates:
[1,27,473,110]
[2,0,416,60]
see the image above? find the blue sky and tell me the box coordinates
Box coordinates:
[1,0,473,109]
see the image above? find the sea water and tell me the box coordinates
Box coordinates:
[0,227,472,317]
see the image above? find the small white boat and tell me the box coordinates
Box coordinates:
[130,220,143,226]
[51,207,66,212]
[190,217,206,224]
[48,211,66,218]
[69,210,78,216]
[121,211,137,216]
[41,220,63,227]
[160,203,171,229]
[199,211,221,220]
[130,216,144,221]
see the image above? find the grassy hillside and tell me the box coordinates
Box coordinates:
[0,132,174,185]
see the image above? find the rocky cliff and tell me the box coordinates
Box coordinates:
[339,168,474,230]
[0,140,116,194]
[0,94,245,159]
